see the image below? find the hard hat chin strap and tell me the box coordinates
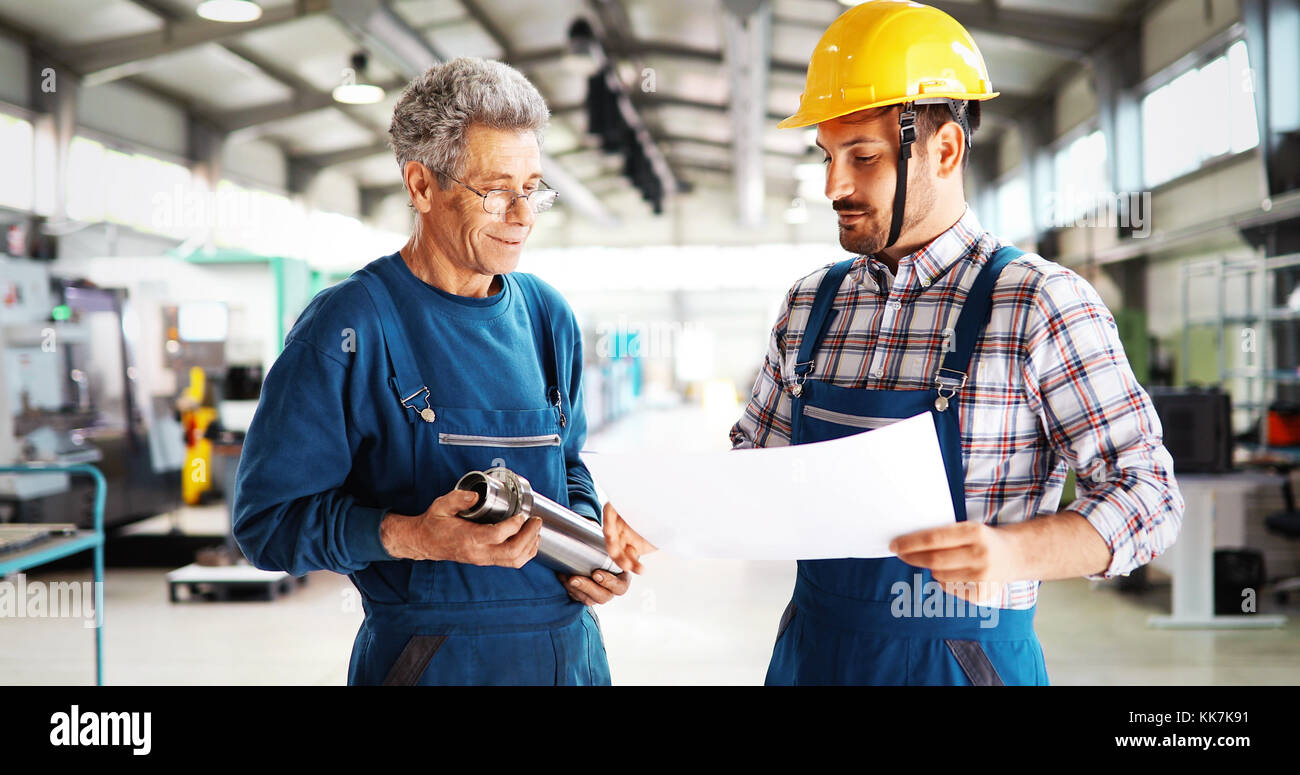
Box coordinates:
[886,102,916,250]
[886,99,973,249]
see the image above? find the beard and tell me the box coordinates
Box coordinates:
[835,159,936,256]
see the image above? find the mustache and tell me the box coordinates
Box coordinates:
[832,199,873,214]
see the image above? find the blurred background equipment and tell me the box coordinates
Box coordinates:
[0,256,181,531]
[1147,386,1234,474]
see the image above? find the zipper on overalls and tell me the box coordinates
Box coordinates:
[801,405,900,429]
[437,433,562,447]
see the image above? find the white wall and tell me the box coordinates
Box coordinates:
[221,138,288,192]
[528,184,840,250]
[1055,69,1097,139]
[305,167,361,217]
[0,30,28,108]
[1142,0,1242,79]
[76,81,187,158]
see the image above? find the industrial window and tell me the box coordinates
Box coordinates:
[213,179,404,268]
[66,135,193,237]
[213,179,299,255]
[1141,39,1259,188]
[996,174,1033,242]
[0,112,33,212]
[1052,130,1109,225]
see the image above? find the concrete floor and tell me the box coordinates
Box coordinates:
[3,404,1299,685]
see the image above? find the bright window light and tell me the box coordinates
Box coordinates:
[69,138,194,235]
[1142,40,1259,188]
[1199,56,1231,158]
[1227,40,1260,154]
[996,174,1032,242]
[1052,130,1108,224]
[0,113,33,211]
[66,136,107,222]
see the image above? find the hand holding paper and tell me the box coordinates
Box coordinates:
[584,412,956,562]
[602,501,657,574]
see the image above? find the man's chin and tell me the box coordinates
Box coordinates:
[483,240,526,271]
[838,228,884,256]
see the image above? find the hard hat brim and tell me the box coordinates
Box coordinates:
[777,91,1000,130]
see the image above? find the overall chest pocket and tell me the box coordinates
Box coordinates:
[406,404,570,605]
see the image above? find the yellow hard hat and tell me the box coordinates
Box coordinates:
[778,0,999,130]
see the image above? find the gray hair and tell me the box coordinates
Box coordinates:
[389,57,550,188]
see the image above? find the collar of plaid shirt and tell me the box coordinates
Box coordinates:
[855,205,990,295]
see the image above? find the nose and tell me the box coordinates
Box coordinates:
[824,157,854,204]
[505,193,535,227]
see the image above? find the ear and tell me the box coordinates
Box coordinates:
[403,160,437,214]
[930,121,966,179]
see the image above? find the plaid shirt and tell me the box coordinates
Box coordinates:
[730,206,1184,609]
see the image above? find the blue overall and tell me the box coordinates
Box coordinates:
[765,246,1050,686]
[344,267,610,686]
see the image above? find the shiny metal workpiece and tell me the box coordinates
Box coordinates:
[455,467,622,577]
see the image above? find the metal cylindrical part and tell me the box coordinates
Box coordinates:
[524,489,622,576]
[454,470,519,524]
[455,467,621,577]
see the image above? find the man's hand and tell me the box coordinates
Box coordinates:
[889,512,1113,604]
[889,521,1022,604]
[558,569,629,605]
[380,489,542,567]
[603,501,656,574]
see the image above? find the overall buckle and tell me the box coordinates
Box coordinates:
[399,386,436,423]
[932,367,966,412]
[791,360,815,397]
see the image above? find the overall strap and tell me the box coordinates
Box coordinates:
[355,270,435,425]
[934,245,1025,391]
[513,273,567,428]
[792,259,855,390]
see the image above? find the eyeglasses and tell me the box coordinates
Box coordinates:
[440,172,559,215]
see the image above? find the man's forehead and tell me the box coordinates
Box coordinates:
[462,131,543,181]
[471,168,543,183]
[814,107,895,148]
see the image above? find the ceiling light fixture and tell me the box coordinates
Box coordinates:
[196,0,263,23]
[332,52,386,105]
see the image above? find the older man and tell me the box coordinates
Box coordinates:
[233,58,626,686]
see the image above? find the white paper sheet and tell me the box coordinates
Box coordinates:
[582,412,956,561]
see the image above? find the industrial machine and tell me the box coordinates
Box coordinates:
[0,257,181,530]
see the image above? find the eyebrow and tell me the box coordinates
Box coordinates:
[814,136,890,152]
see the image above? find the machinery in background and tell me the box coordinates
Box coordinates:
[163,361,302,602]
[1147,386,1234,473]
[178,366,217,506]
[1,258,182,529]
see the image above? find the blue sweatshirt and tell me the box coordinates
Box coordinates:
[232,252,600,603]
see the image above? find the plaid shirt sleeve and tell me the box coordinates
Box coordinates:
[1020,267,1184,579]
[730,283,801,449]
